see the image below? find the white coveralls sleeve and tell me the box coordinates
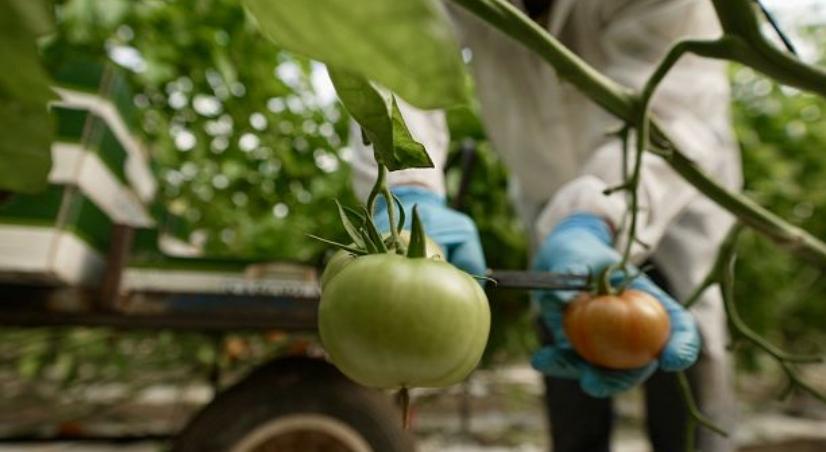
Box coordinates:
[534,0,738,263]
[348,96,450,202]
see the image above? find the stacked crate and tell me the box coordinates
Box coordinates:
[0,62,156,286]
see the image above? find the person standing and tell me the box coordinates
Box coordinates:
[349,1,740,450]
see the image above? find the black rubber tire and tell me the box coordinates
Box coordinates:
[171,356,414,452]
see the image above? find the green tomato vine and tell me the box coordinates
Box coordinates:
[311,166,428,260]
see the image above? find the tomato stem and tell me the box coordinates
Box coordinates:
[383,184,406,255]
[618,99,646,270]
[676,371,728,439]
[367,162,405,254]
[596,264,618,296]
[615,266,647,293]
[367,162,406,254]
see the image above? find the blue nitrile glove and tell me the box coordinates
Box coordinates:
[530,212,701,398]
[373,186,486,278]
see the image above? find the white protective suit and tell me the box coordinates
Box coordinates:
[350,0,741,450]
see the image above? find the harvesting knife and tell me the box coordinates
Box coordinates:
[486,270,591,291]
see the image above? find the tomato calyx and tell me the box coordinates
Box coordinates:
[596,263,620,296]
[310,198,432,259]
[594,262,649,297]
[406,205,427,258]
[310,159,434,261]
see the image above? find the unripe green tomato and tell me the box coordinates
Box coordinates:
[319,230,443,290]
[319,249,356,290]
[319,253,490,389]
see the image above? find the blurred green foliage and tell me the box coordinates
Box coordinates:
[0,0,55,193]
[0,326,306,432]
[45,0,355,262]
[731,29,826,364]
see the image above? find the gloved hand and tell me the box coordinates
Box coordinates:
[373,186,486,277]
[531,212,701,398]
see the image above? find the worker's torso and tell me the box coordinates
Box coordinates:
[449,0,740,228]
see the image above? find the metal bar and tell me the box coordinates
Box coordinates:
[0,270,588,331]
[487,270,590,291]
[0,307,317,331]
[0,285,318,331]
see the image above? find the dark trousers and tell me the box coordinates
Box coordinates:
[539,266,694,452]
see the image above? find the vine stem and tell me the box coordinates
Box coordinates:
[596,264,618,296]
[683,276,714,310]
[685,226,822,364]
[619,103,646,268]
[676,371,729,442]
[383,181,405,254]
[711,0,826,98]
[720,248,824,365]
[682,225,826,402]
[752,0,797,55]
[367,162,403,253]
[684,415,697,452]
[620,38,731,269]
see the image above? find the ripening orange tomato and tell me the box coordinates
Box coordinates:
[563,289,670,369]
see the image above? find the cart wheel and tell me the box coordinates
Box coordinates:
[172,356,414,452]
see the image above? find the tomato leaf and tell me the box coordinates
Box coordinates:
[341,204,366,224]
[328,68,393,166]
[0,0,56,193]
[241,0,466,109]
[307,234,366,255]
[390,96,432,169]
[361,206,388,253]
[8,0,53,37]
[335,199,366,249]
[359,228,379,254]
[407,205,427,258]
[329,68,433,171]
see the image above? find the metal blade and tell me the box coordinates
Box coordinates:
[487,270,590,291]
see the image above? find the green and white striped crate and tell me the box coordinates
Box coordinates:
[122,219,318,298]
[50,105,154,227]
[51,60,156,208]
[124,252,320,299]
[0,186,112,286]
[0,62,157,286]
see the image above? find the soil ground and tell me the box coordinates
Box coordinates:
[1,363,825,451]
